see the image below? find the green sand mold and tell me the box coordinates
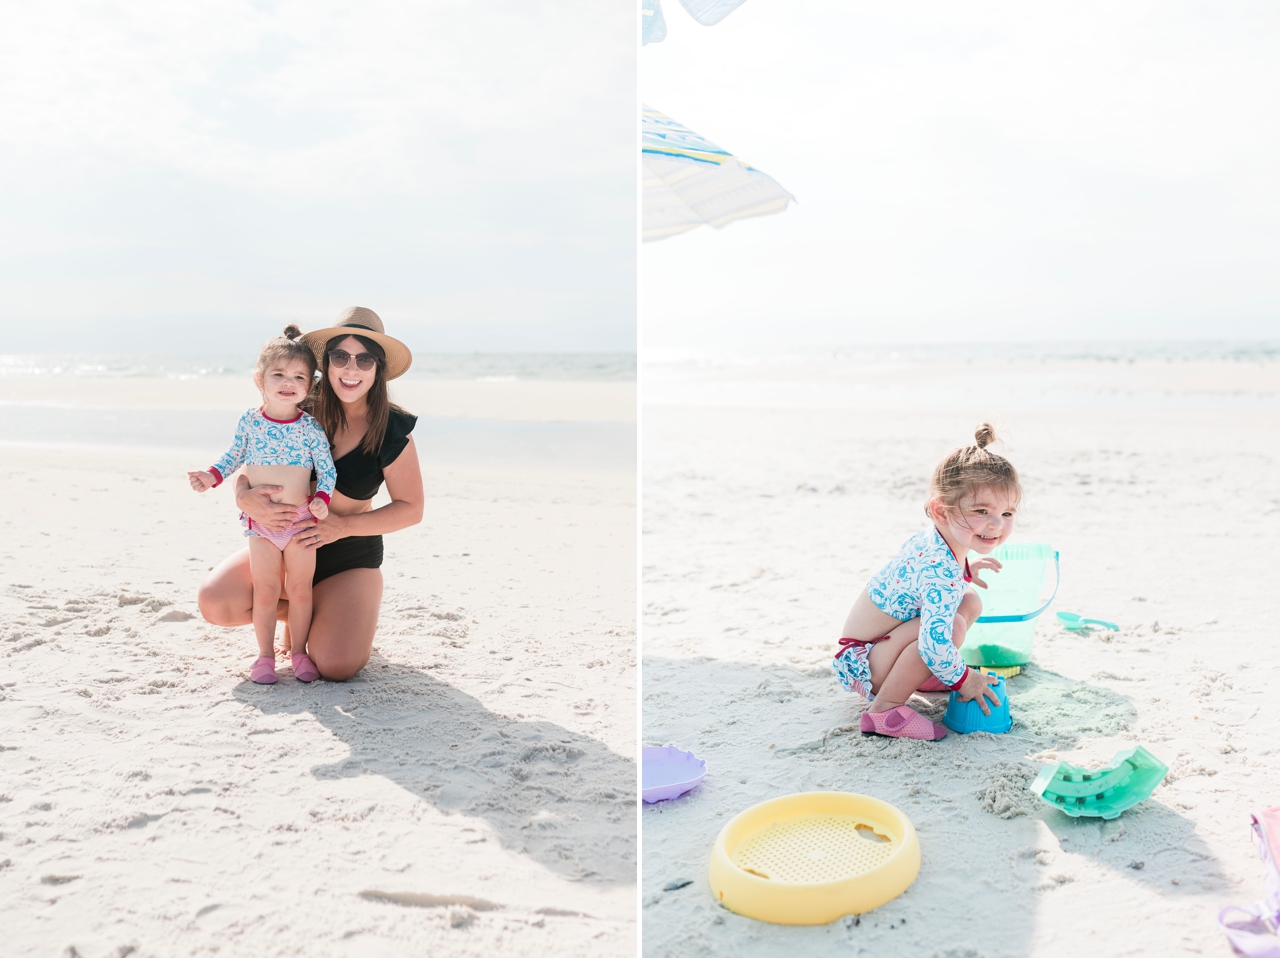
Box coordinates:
[968,643,1028,668]
[1030,746,1168,820]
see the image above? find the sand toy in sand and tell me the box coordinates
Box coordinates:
[943,674,1013,734]
[643,746,707,803]
[1217,806,1280,957]
[708,792,919,924]
[1030,746,1168,819]
[961,542,1060,668]
[1056,611,1121,631]
[979,665,1021,678]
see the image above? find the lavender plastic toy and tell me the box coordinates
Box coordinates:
[642,746,706,803]
[1218,806,1280,956]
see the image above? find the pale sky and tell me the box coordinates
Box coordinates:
[0,1,635,354]
[642,1,1280,349]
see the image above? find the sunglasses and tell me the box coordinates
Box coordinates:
[328,349,380,371]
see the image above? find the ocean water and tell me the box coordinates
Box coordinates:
[643,340,1280,414]
[1,408,634,472]
[0,351,636,383]
[2,352,635,472]
[643,340,1280,367]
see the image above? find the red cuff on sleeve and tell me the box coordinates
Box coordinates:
[947,666,970,692]
[312,491,331,505]
[208,467,224,487]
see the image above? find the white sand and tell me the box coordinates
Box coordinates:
[641,356,1280,957]
[0,382,637,957]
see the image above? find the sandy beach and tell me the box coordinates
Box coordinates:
[0,377,637,957]
[641,353,1280,957]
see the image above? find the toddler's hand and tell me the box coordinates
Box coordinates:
[188,470,216,492]
[968,556,1003,589]
[309,498,329,520]
[957,669,1001,715]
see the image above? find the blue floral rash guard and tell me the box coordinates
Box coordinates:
[832,527,972,698]
[207,407,336,504]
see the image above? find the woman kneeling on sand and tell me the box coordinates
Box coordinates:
[199,307,424,681]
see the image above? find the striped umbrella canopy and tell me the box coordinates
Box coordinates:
[643,105,794,242]
[643,0,750,44]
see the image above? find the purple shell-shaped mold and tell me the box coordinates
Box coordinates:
[642,746,707,804]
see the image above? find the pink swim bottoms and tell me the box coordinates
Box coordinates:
[242,502,315,551]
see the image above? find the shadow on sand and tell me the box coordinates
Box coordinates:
[641,655,1223,958]
[234,654,635,884]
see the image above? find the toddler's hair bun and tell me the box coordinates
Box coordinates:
[283,323,303,340]
[927,420,1021,521]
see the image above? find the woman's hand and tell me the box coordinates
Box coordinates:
[957,669,1001,715]
[299,511,350,551]
[234,476,316,534]
[968,556,1003,589]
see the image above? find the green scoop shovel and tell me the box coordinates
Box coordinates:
[1056,612,1120,632]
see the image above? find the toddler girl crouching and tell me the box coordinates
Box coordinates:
[833,424,1018,740]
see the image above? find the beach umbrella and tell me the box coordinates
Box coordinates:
[642,0,668,44]
[643,0,751,44]
[642,105,794,242]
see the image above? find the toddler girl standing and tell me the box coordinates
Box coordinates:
[188,325,336,684]
[833,424,1017,740]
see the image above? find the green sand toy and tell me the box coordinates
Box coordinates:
[1056,612,1120,632]
[961,542,1060,668]
[1030,746,1168,820]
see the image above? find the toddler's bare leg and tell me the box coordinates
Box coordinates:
[958,589,982,628]
[279,570,292,652]
[867,633,930,714]
[282,539,316,657]
[278,553,292,652]
[248,539,284,659]
[868,612,969,713]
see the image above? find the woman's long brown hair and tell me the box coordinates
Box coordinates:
[305,334,406,457]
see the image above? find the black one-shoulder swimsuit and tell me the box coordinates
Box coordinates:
[312,408,417,586]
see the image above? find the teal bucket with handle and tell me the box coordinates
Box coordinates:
[961,542,1059,668]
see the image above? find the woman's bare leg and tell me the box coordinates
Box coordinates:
[306,568,382,681]
[198,546,289,632]
[201,548,382,677]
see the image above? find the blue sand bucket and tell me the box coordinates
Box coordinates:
[961,542,1059,668]
[943,674,1012,734]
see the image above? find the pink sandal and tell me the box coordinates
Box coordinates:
[860,705,947,741]
[291,653,319,683]
[250,656,278,685]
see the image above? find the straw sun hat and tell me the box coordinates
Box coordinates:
[298,307,413,381]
